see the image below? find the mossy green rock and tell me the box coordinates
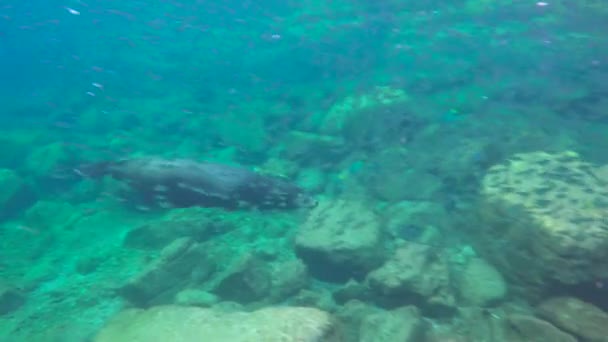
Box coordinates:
[94,305,339,342]
[295,199,383,282]
[23,200,76,231]
[25,142,73,178]
[317,86,409,134]
[538,297,608,342]
[456,258,507,307]
[0,169,24,208]
[359,306,425,342]
[120,238,214,306]
[0,283,25,316]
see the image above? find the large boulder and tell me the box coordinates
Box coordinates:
[365,149,443,202]
[359,306,426,342]
[367,242,455,310]
[268,259,310,302]
[537,296,608,342]
[448,307,577,342]
[0,169,24,208]
[295,199,384,282]
[456,257,507,307]
[94,305,340,342]
[475,151,608,290]
[212,253,272,304]
[123,208,235,249]
[503,314,577,342]
[381,200,448,242]
[315,86,410,135]
[0,168,34,219]
[119,238,214,306]
[0,282,25,316]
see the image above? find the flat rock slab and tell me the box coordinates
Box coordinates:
[94,305,340,342]
[538,296,608,342]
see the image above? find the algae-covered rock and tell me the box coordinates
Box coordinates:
[335,300,379,342]
[94,305,340,342]
[476,151,608,289]
[367,242,455,310]
[365,149,443,202]
[537,296,608,342]
[124,208,235,249]
[452,307,576,342]
[359,306,426,342]
[317,86,410,134]
[382,201,448,242]
[371,169,443,202]
[332,280,373,304]
[456,258,507,307]
[119,238,214,306]
[212,253,271,303]
[23,200,77,231]
[290,288,337,313]
[269,259,310,301]
[0,283,25,315]
[215,113,268,154]
[174,289,219,307]
[295,199,384,282]
[25,142,73,178]
[281,131,346,164]
[503,314,577,342]
[297,168,327,193]
[0,169,24,206]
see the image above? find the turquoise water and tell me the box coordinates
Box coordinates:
[0,1,607,341]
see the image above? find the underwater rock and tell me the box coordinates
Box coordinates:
[0,169,24,206]
[268,259,310,302]
[174,289,219,308]
[295,199,384,282]
[316,86,410,135]
[80,157,316,211]
[365,149,443,202]
[332,280,373,305]
[0,283,25,316]
[456,257,507,307]
[475,151,608,292]
[25,142,73,179]
[75,255,103,275]
[382,200,448,242]
[452,307,576,342]
[123,208,234,249]
[334,300,379,342]
[282,131,346,164]
[119,238,214,307]
[296,168,327,194]
[537,297,608,342]
[0,168,33,220]
[503,314,577,342]
[94,305,340,342]
[358,306,426,342]
[23,200,77,231]
[212,253,271,304]
[290,288,337,314]
[367,242,456,311]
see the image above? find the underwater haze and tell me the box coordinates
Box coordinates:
[0,0,607,341]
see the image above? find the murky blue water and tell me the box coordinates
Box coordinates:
[0,1,607,340]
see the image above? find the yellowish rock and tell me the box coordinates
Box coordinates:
[477,151,608,288]
[95,305,339,342]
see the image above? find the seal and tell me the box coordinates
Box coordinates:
[78,157,317,211]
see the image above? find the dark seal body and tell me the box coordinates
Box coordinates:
[85,158,315,210]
